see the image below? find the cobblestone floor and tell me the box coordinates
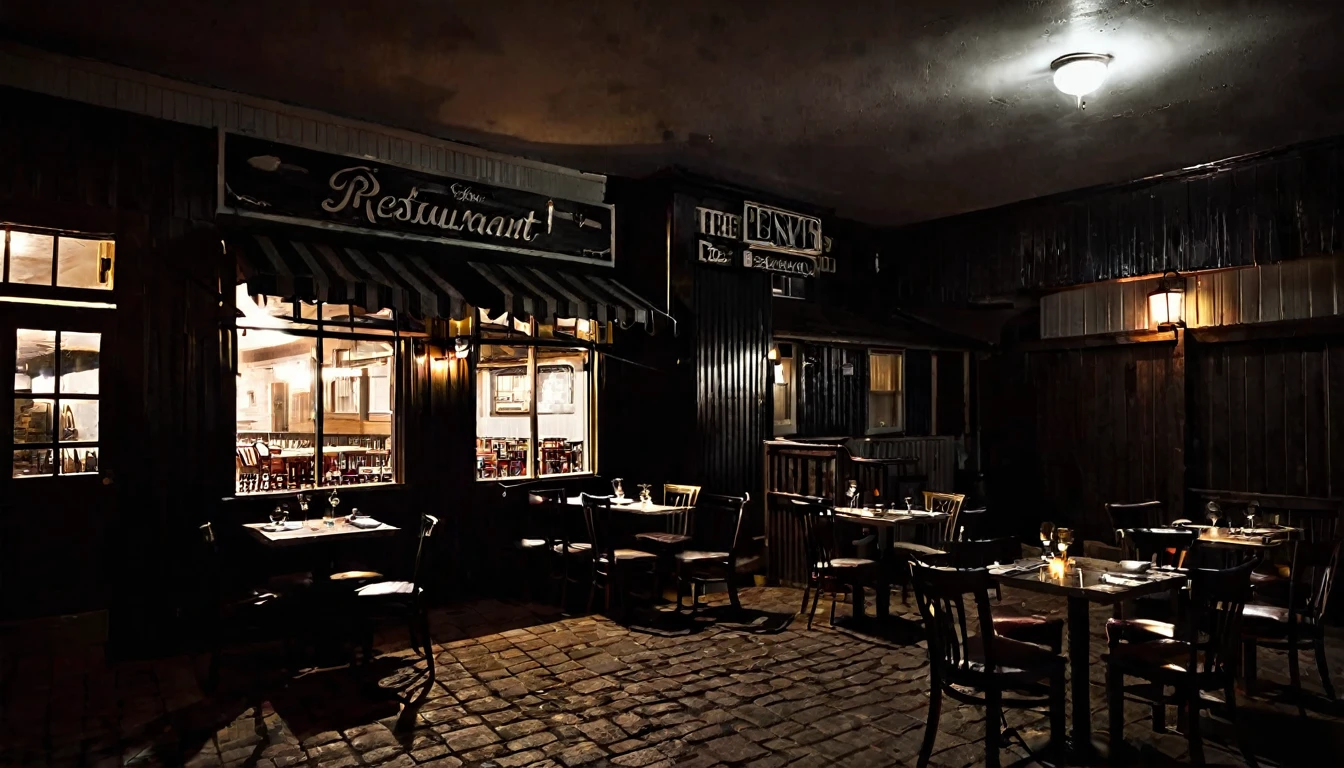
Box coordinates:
[3,586,1343,767]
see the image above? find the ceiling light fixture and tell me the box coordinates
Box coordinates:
[1051,53,1113,105]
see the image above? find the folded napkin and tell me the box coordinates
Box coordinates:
[1100,572,1147,588]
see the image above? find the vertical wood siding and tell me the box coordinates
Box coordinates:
[795,343,867,436]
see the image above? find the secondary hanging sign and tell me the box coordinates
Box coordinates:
[219,133,615,266]
[743,250,817,277]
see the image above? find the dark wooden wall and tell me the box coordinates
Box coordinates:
[887,139,1344,306]
[1190,337,1344,498]
[795,342,867,437]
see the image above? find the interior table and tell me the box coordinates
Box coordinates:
[989,556,1187,762]
[833,507,949,620]
[243,518,399,547]
[565,497,692,515]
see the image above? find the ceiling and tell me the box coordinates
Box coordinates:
[5,0,1344,225]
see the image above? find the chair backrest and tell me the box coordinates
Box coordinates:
[923,491,965,545]
[1183,559,1257,676]
[1106,501,1165,546]
[909,561,996,686]
[782,494,839,572]
[410,514,439,590]
[947,537,1019,570]
[581,493,616,559]
[1289,538,1343,623]
[253,440,271,458]
[526,487,568,544]
[690,493,748,556]
[1125,528,1197,567]
[664,483,702,535]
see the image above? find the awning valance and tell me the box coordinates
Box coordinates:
[228,232,657,327]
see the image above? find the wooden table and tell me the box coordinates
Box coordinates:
[989,556,1187,761]
[833,507,950,622]
[565,497,692,516]
[243,518,399,547]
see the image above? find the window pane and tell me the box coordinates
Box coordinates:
[15,329,57,393]
[320,338,395,487]
[773,358,794,424]
[537,348,589,477]
[60,446,99,474]
[870,353,896,392]
[236,332,318,494]
[8,231,54,285]
[60,331,100,394]
[60,400,99,443]
[868,392,898,430]
[13,448,53,478]
[477,344,531,479]
[14,398,55,443]
[56,237,114,289]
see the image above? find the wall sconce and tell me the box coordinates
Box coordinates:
[1147,270,1186,329]
[454,337,472,360]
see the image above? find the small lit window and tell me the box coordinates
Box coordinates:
[771,273,806,299]
[867,350,904,433]
[772,342,796,436]
[13,328,102,477]
[2,229,114,290]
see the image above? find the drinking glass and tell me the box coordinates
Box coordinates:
[1056,527,1074,561]
[297,493,310,526]
[1040,522,1055,560]
[904,496,914,513]
[1245,502,1259,531]
[1205,501,1220,529]
[326,489,340,527]
[270,505,288,529]
[611,477,624,500]
[638,484,652,505]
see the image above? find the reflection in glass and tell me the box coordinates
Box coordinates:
[60,400,99,443]
[14,398,55,443]
[477,344,531,479]
[320,338,395,487]
[60,331,101,394]
[13,448,53,477]
[236,333,318,494]
[537,348,589,477]
[59,446,99,474]
[15,329,57,393]
[56,237,114,290]
[8,231,54,285]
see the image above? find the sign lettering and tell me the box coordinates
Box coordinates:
[743,201,823,256]
[697,239,734,265]
[697,207,742,240]
[743,249,817,277]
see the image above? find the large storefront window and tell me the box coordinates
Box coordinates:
[235,285,399,495]
[476,343,592,480]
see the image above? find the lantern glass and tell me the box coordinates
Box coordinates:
[1148,288,1184,328]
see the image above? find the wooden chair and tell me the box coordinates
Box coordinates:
[674,493,748,613]
[512,488,566,602]
[888,491,966,599]
[1104,559,1259,767]
[582,493,657,617]
[784,495,883,629]
[909,561,1066,768]
[1242,538,1341,701]
[636,484,702,596]
[949,538,1063,654]
[546,495,595,613]
[349,514,439,669]
[196,522,290,692]
[1106,501,1166,548]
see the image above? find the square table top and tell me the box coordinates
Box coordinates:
[834,507,950,526]
[989,556,1187,605]
[243,518,399,546]
[1190,526,1295,550]
[565,497,691,515]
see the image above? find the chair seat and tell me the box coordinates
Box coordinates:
[635,532,693,547]
[552,542,593,555]
[267,572,314,593]
[598,548,657,563]
[991,608,1063,651]
[887,542,946,558]
[1242,602,1290,624]
[355,580,418,597]
[676,549,730,563]
[519,538,549,549]
[1105,617,1175,646]
[1103,638,1195,675]
[329,569,383,582]
[964,633,1064,680]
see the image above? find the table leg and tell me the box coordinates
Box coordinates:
[1067,596,1103,762]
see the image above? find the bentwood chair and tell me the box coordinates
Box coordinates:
[948,538,1063,654]
[783,494,882,629]
[196,522,291,692]
[349,514,439,670]
[582,493,657,617]
[1104,559,1259,767]
[1106,501,1166,548]
[1242,538,1341,701]
[674,493,748,613]
[515,488,566,602]
[889,491,966,600]
[636,484,702,597]
[909,561,1066,768]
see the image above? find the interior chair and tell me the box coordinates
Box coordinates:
[1106,501,1166,549]
[1242,538,1341,701]
[635,484,702,597]
[888,491,966,600]
[349,513,439,671]
[582,493,657,617]
[909,561,1066,768]
[782,494,883,629]
[949,538,1063,654]
[236,446,261,493]
[674,492,748,613]
[1103,559,1259,768]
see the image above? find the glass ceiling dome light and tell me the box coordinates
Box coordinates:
[1051,53,1113,103]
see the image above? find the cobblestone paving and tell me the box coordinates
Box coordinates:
[3,587,1343,767]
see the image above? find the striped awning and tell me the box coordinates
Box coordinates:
[229,232,656,327]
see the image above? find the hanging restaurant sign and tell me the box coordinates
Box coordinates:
[742,201,823,256]
[744,249,817,277]
[697,239,735,265]
[219,133,615,266]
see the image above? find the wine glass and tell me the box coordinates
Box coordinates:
[270,504,288,530]
[326,489,341,527]
[1205,501,1221,529]
[611,477,625,500]
[638,484,652,505]
[297,493,310,527]
[1245,502,1259,532]
[1056,528,1074,562]
[1040,522,1055,561]
[904,496,913,513]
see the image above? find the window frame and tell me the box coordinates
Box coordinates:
[474,310,598,482]
[770,273,807,300]
[771,342,797,437]
[233,292,408,497]
[1,226,115,295]
[865,348,905,435]
[12,327,103,478]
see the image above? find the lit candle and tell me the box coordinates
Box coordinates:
[1048,558,1067,580]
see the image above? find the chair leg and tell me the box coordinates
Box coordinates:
[799,582,812,616]
[1314,636,1336,701]
[1186,686,1205,767]
[807,583,822,630]
[1107,664,1125,767]
[829,586,838,625]
[917,684,942,768]
[1050,668,1067,765]
[1288,643,1302,699]
[984,688,1002,768]
[726,568,742,610]
[1224,681,1258,768]
[1242,639,1258,696]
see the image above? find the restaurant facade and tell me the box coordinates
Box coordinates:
[0,44,979,646]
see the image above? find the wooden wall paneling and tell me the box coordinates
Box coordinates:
[1308,258,1337,318]
[1302,347,1328,497]
[1330,343,1344,497]
[1207,345,1230,492]
[1284,347,1308,494]
[1244,349,1268,493]
[1263,345,1288,493]
[1239,265,1262,324]
[905,349,933,435]
[1226,351,1248,493]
